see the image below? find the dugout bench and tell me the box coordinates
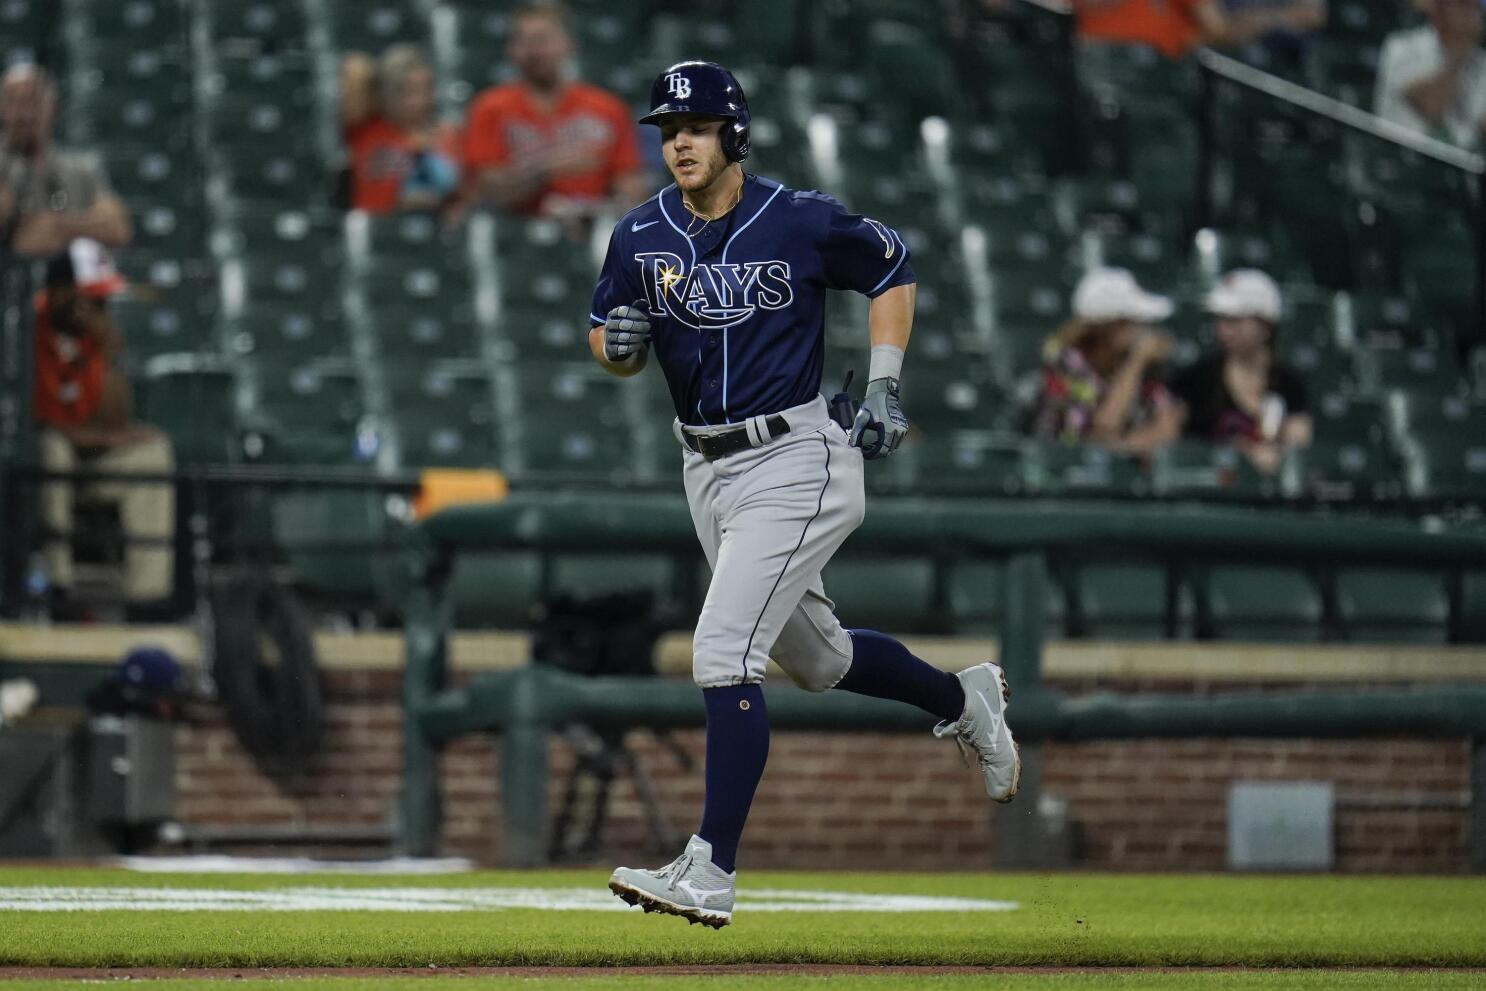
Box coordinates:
[398,493,1486,869]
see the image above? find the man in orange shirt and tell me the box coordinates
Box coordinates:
[34,239,175,619]
[1075,0,1325,60]
[462,2,649,219]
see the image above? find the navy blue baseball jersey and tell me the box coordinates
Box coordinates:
[589,174,916,427]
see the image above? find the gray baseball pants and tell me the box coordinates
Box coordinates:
[677,395,864,691]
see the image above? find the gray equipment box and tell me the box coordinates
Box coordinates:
[86,715,176,824]
[1227,780,1334,871]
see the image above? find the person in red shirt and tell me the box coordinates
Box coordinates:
[461,2,649,220]
[1074,0,1325,60]
[34,239,175,619]
[340,45,460,214]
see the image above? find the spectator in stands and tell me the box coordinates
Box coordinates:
[0,64,131,258]
[1032,268,1181,455]
[339,45,461,215]
[1170,269,1312,474]
[1074,0,1326,60]
[34,240,175,620]
[1375,0,1486,149]
[461,2,648,223]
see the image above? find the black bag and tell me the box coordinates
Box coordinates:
[529,592,666,677]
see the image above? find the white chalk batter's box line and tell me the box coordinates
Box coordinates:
[0,886,1017,914]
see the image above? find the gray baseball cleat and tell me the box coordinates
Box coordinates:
[934,662,1021,803]
[608,834,736,929]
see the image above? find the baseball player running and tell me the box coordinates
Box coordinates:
[589,61,1019,929]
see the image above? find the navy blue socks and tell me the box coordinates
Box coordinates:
[696,683,769,874]
[835,629,966,723]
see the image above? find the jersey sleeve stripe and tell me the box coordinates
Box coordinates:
[869,247,910,296]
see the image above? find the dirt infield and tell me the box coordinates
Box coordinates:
[4,966,1485,980]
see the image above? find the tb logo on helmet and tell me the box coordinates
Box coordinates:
[665,72,692,100]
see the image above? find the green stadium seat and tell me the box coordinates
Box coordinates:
[1361,347,1464,396]
[950,121,1045,180]
[216,144,324,203]
[904,432,1024,496]
[449,552,544,628]
[1024,442,1149,497]
[945,559,1067,636]
[960,174,1059,235]
[1345,292,1416,344]
[1099,232,1176,287]
[498,309,591,362]
[361,261,474,315]
[1312,393,1385,445]
[129,200,200,258]
[1297,438,1399,501]
[1388,393,1486,447]
[908,364,1001,436]
[548,553,678,602]
[512,364,635,484]
[272,489,396,600]
[1073,561,1190,639]
[991,324,1053,380]
[328,0,429,50]
[212,51,314,104]
[101,144,195,203]
[231,301,349,366]
[984,226,1075,274]
[823,555,937,632]
[135,356,237,465]
[988,273,1071,330]
[226,208,341,264]
[207,96,315,154]
[1203,565,1323,642]
[76,91,190,151]
[1335,569,1449,645]
[113,295,209,368]
[238,254,339,307]
[249,364,369,465]
[208,0,308,45]
[371,303,481,362]
[386,367,498,470]
[362,212,457,263]
[730,0,806,65]
[1153,442,1277,500]
[1403,437,1486,501]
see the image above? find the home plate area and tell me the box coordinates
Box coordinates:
[0,885,1019,914]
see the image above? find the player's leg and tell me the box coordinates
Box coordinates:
[687,427,863,870]
[768,539,1020,802]
[769,586,963,722]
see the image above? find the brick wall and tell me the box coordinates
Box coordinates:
[171,670,1474,872]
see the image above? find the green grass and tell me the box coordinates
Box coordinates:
[0,868,1483,969]
[3,977,1486,991]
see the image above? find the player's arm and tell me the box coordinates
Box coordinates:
[868,281,915,353]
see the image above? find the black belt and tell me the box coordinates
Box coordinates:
[683,415,791,461]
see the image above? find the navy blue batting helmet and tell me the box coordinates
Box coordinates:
[639,60,750,163]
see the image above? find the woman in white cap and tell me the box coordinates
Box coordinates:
[1169,269,1312,474]
[1032,267,1181,456]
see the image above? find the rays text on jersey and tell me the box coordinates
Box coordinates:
[635,252,794,330]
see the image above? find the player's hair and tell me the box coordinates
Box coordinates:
[376,44,432,111]
[511,0,570,34]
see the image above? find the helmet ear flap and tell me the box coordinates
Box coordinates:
[722,119,750,162]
